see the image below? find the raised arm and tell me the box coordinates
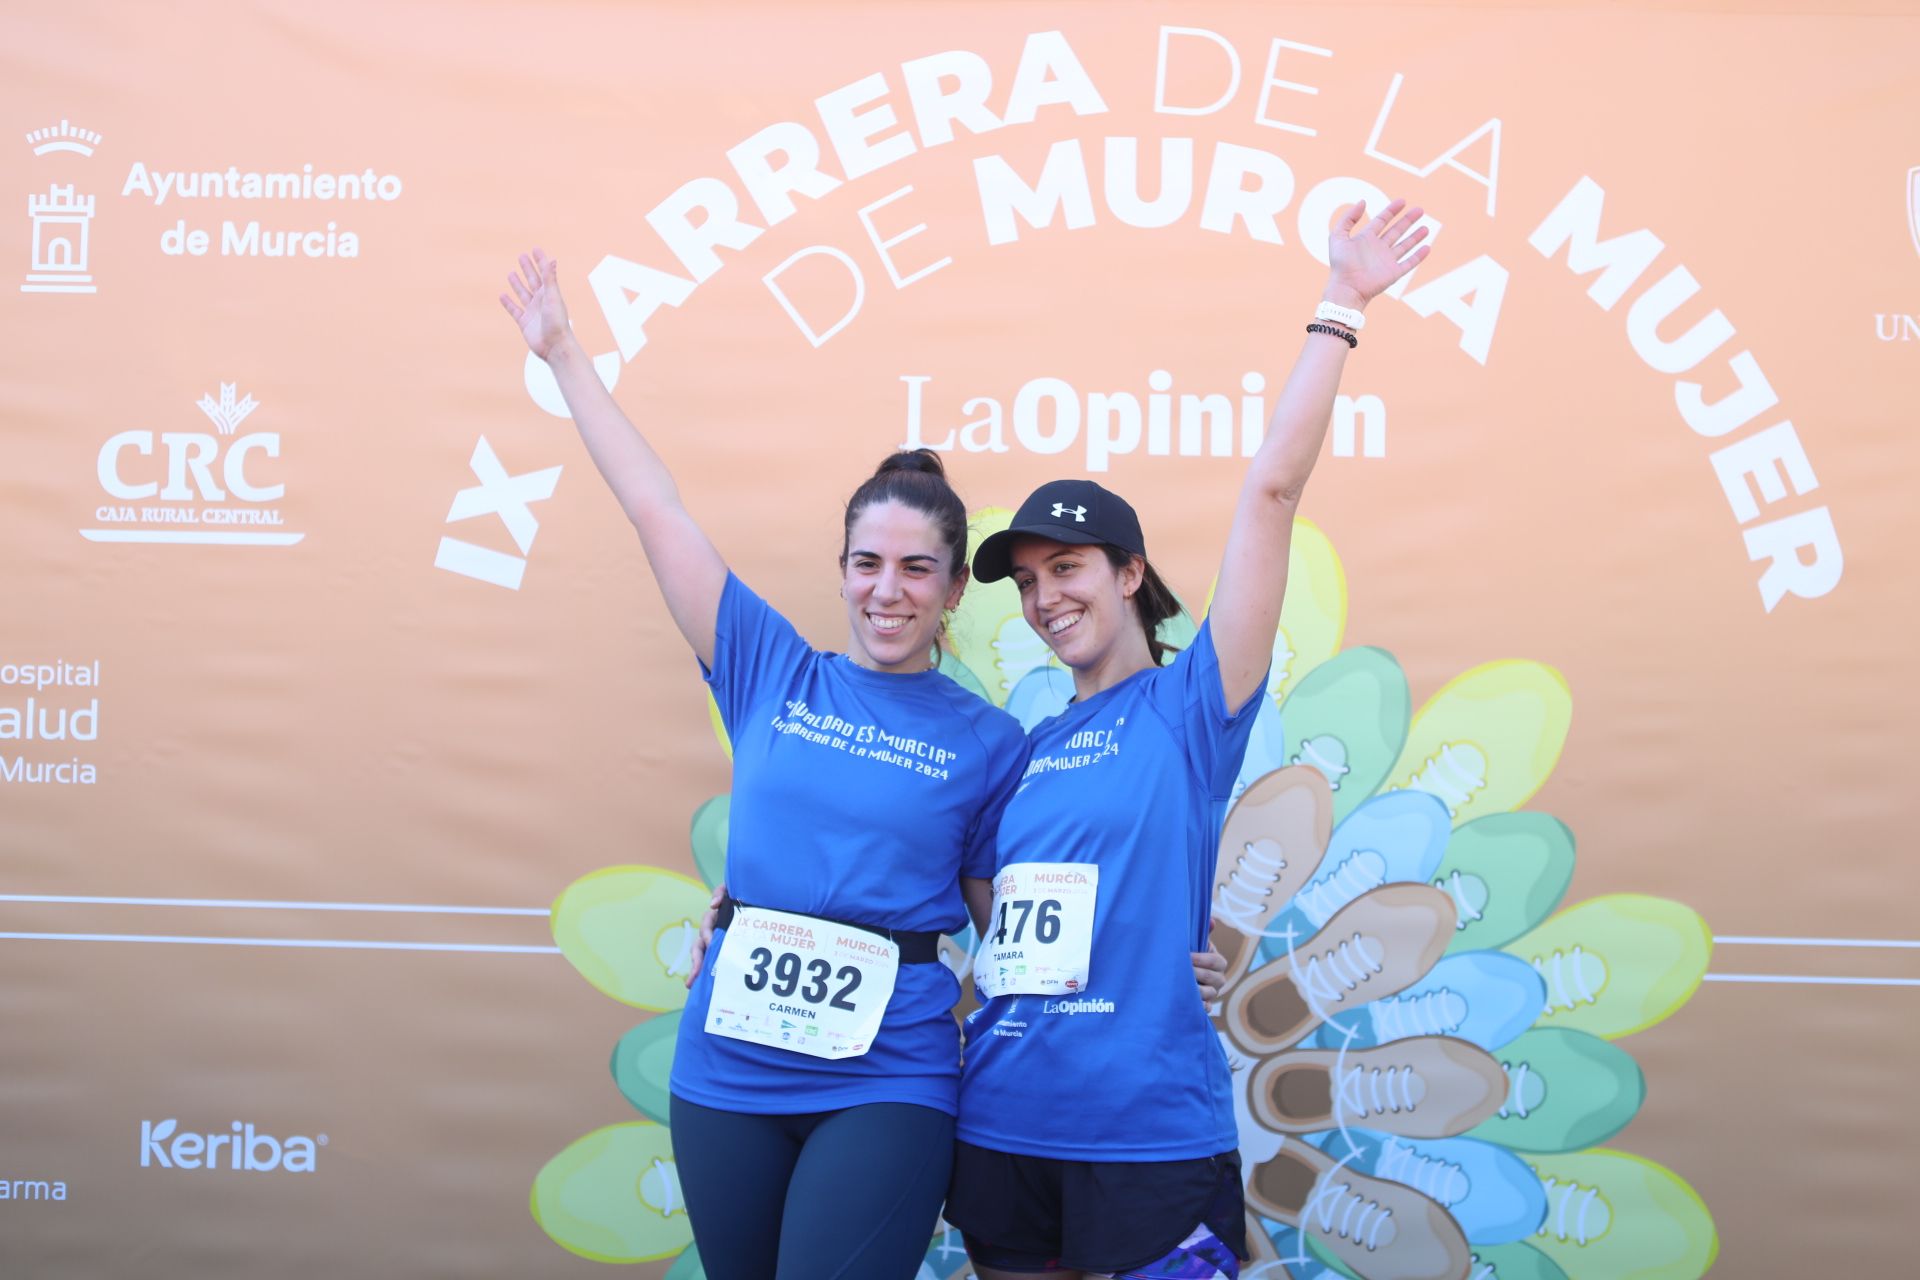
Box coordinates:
[1208,201,1430,709]
[501,248,726,666]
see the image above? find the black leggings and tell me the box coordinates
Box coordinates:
[669,1093,955,1280]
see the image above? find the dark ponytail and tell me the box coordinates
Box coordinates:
[1101,545,1185,667]
[841,448,969,576]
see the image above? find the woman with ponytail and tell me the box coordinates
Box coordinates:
[501,250,1028,1279]
[947,198,1433,1280]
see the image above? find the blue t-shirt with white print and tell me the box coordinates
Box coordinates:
[957,619,1263,1160]
[672,574,1029,1116]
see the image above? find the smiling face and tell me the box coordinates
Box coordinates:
[841,500,967,673]
[1008,535,1151,689]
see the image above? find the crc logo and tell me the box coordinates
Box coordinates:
[138,1119,324,1173]
[83,384,303,545]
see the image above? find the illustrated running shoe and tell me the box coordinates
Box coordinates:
[1208,516,1348,710]
[1242,1215,1300,1278]
[1528,1150,1718,1280]
[1313,951,1546,1054]
[921,1218,975,1279]
[933,643,994,702]
[1222,1030,1288,1173]
[942,506,1022,698]
[1384,662,1572,828]
[1469,1028,1644,1154]
[663,1245,706,1280]
[1258,790,1452,969]
[1293,734,1354,797]
[1005,661,1074,729]
[1503,895,1712,1039]
[1272,645,1412,824]
[1212,765,1333,986]
[1224,884,1455,1057]
[689,794,728,888]
[551,865,713,1012]
[1429,813,1575,956]
[1246,1136,1471,1280]
[1315,1131,1547,1247]
[1232,694,1291,801]
[1251,1037,1507,1139]
[611,1011,681,1123]
[530,1121,693,1263]
[1460,1241,1568,1280]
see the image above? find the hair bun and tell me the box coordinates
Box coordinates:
[873,448,948,481]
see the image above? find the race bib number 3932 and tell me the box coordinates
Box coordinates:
[705,906,898,1060]
[976,861,1099,999]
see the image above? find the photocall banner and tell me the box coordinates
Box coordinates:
[3,2,1915,1276]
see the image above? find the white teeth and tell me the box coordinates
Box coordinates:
[1048,612,1082,635]
[870,616,907,634]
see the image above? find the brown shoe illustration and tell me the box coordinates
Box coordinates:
[1211,765,1333,987]
[1250,1037,1508,1138]
[1248,1137,1471,1280]
[1240,1213,1296,1278]
[1223,883,1454,1056]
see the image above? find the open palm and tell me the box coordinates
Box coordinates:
[499,248,571,359]
[1328,199,1431,305]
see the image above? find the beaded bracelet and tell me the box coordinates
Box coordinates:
[1306,322,1357,349]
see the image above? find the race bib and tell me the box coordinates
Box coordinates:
[975,862,1099,999]
[705,906,898,1060]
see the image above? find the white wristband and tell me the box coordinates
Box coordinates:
[1315,301,1366,331]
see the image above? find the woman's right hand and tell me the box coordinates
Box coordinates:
[685,882,727,988]
[499,247,573,360]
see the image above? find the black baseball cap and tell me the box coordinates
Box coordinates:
[972,479,1146,583]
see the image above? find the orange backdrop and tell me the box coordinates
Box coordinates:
[3,3,1916,1277]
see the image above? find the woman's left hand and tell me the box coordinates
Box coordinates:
[1325,198,1431,309]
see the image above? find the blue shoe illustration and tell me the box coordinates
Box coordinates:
[1313,951,1546,1053]
[1004,663,1073,730]
[1260,788,1452,966]
[1231,694,1290,801]
[1314,1130,1548,1246]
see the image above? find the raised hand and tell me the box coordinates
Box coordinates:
[499,247,572,360]
[1326,199,1431,308]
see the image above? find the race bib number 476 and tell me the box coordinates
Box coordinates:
[705,906,898,1059]
[976,861,1099,999]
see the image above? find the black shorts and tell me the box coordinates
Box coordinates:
[945,1141,1246,1275]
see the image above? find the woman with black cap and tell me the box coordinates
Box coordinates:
[945,198,1432,1280]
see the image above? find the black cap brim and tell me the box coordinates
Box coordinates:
[972,523,1113,583]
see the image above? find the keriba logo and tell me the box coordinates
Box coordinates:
[138,1119,325,1173]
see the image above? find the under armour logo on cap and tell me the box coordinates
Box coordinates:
[971,477,1146,583]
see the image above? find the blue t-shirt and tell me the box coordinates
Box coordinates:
[956,620,1262,1160]
[672,574,1029,1116]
